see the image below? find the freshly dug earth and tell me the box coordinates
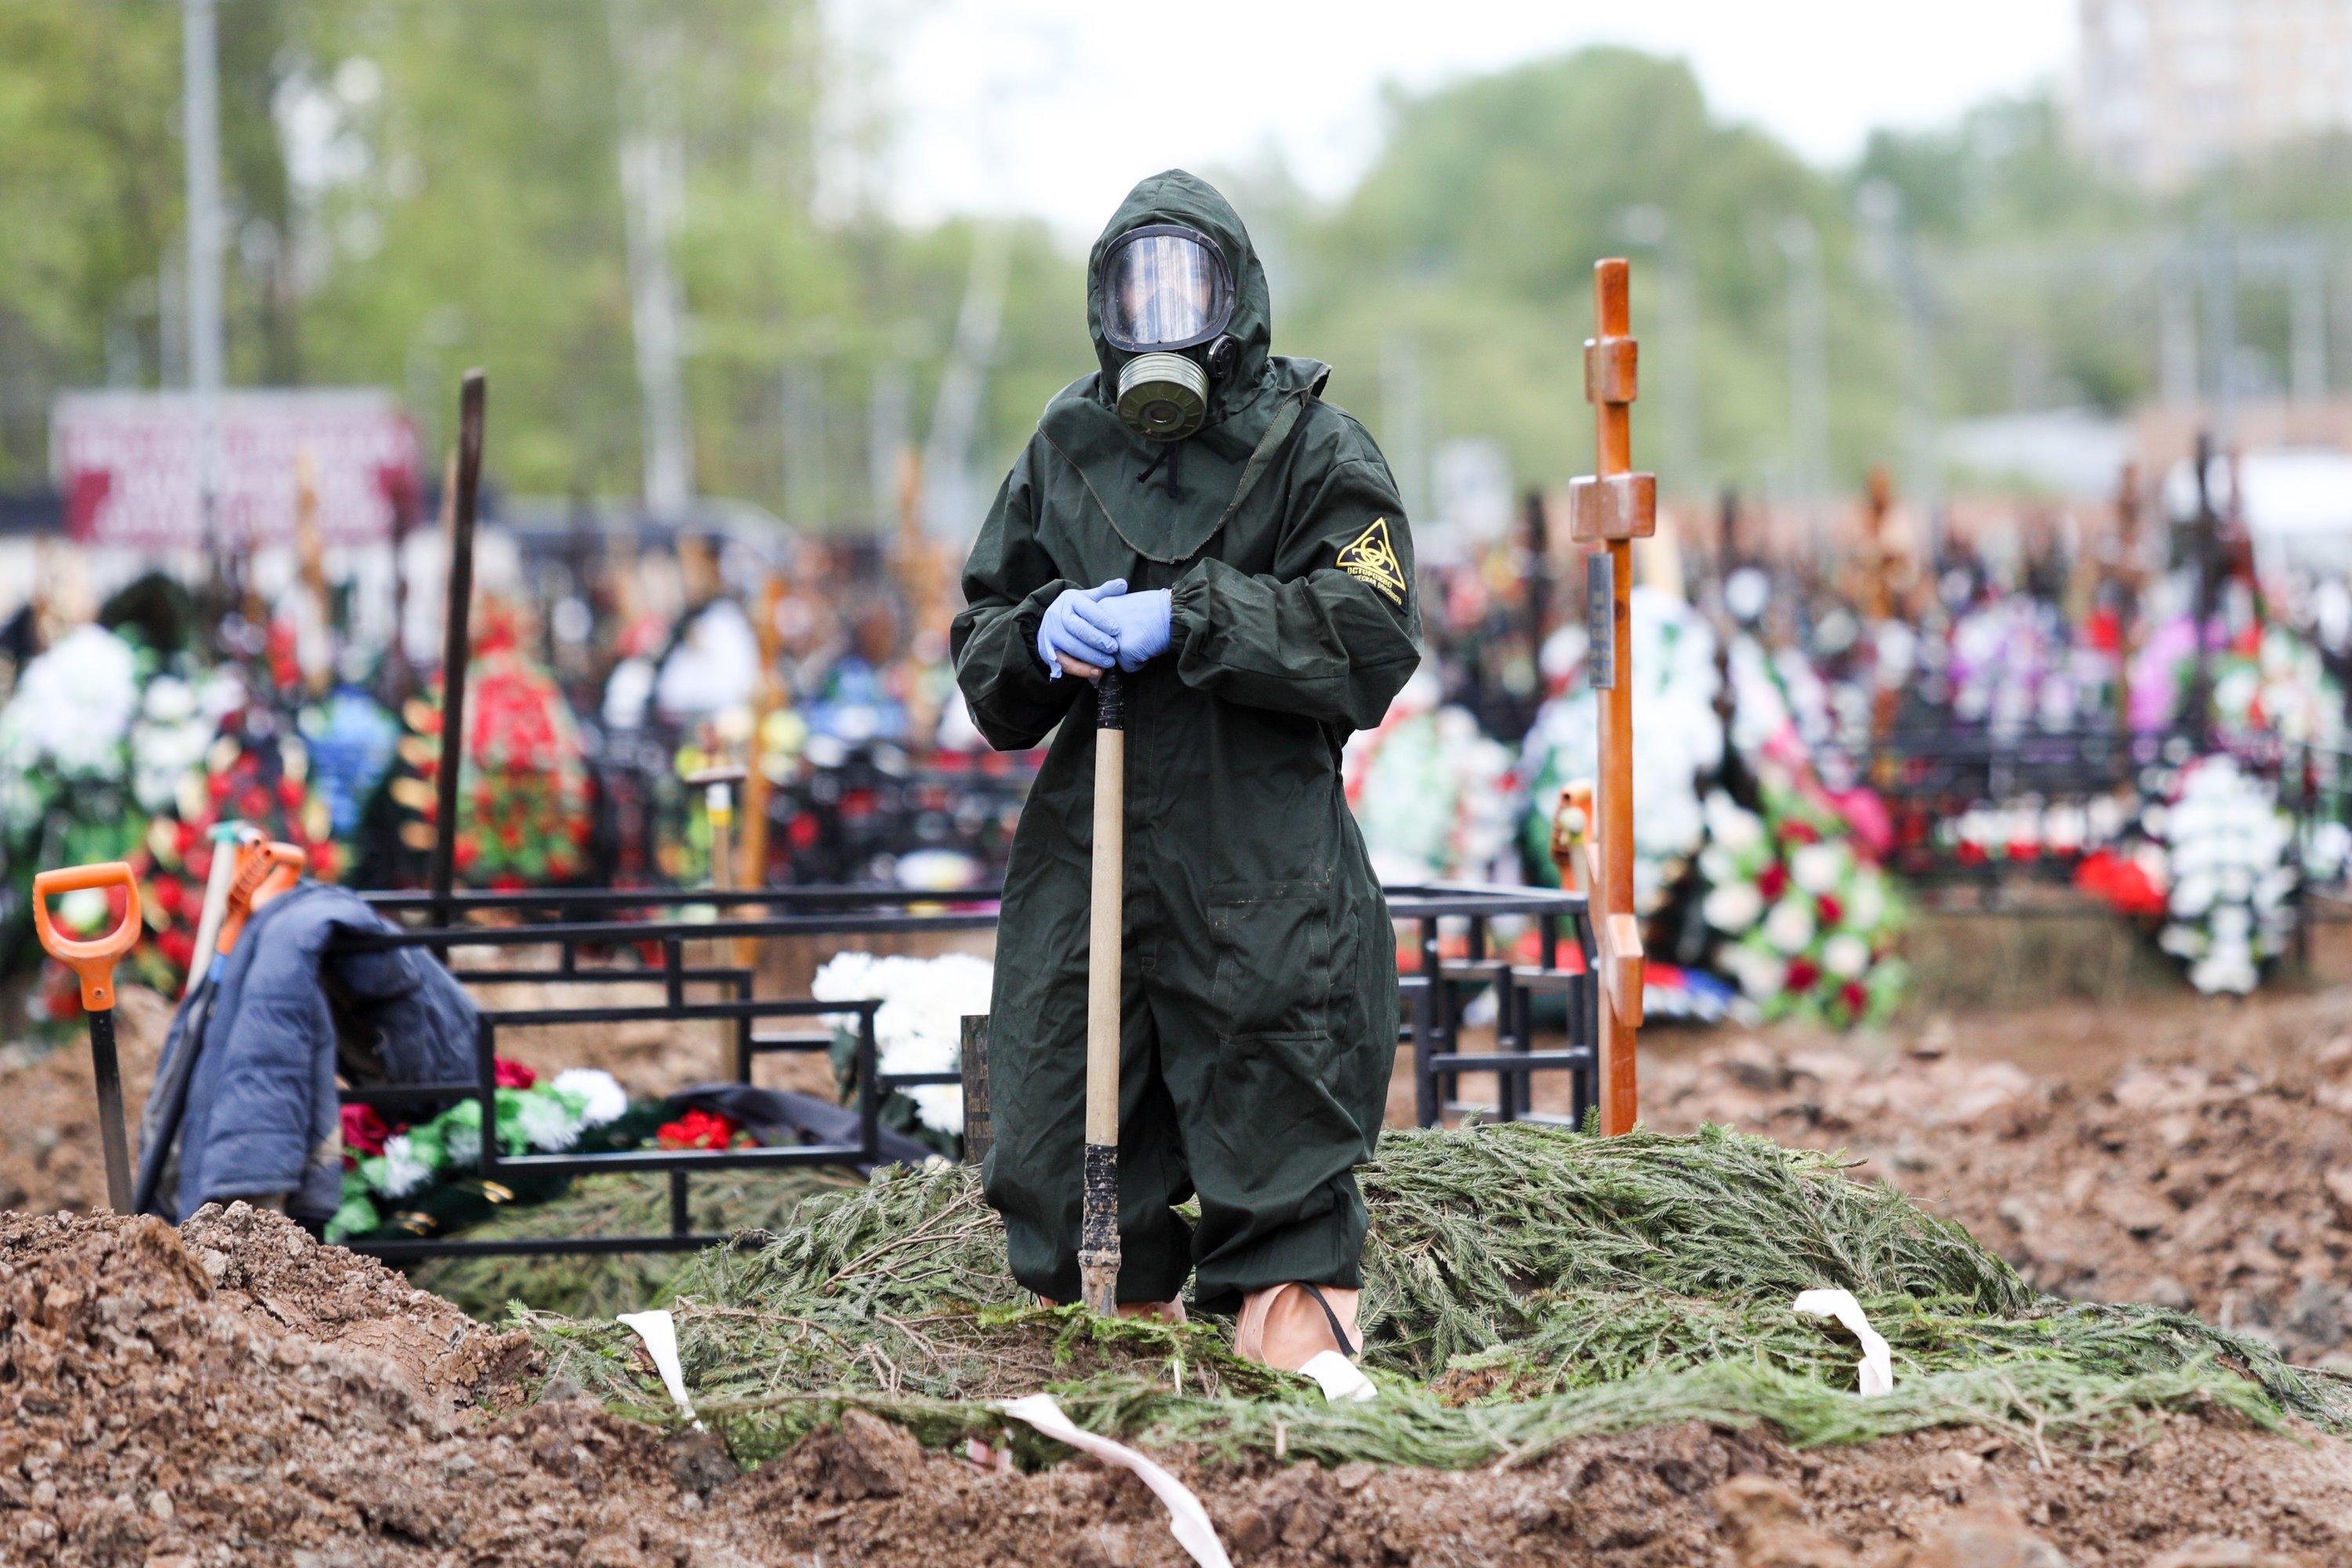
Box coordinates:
[5,1205,2351,1566]
[750,1410,2352,1567]
[0,1202,789,1568]
[1644,989,2352,1365]
[0,985,172,1215]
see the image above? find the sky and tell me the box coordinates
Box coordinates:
[832,0,2079,238]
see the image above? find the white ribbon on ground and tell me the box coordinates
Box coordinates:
[1791,1288,1894,1396]
[996,1393,1232,1568]
[617,1309,704,1428]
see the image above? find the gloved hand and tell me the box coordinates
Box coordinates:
[1092,589,1174,672]
[1036,579,1126,679]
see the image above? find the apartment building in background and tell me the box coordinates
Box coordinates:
[2074,0,2352,185]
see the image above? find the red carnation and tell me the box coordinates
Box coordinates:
[1785,957,1820,991]
[1783,820,1820,846]
[1840,982,1868,1016]
[1816,893,1843,927]
[494,1058,538,1090]
[1757,862,1789,901]
[656,1109,742,1151]
[341,1103,393,1159]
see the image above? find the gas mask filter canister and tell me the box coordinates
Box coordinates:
[1116,352,1210,441]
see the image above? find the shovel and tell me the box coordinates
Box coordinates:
[1078,670,1124,1316]
[132,839,307,1216]
[31,861,144,1212]
[181,822,259,1002]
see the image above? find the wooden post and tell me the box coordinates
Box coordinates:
[292,446,332,695]
[428,371,486,933]
[685,765,747,892]
[735,570,786,964]
[1523,489,1553,651]
[2187,431,2218,748]
[1861,467,1896,626]
[960,1014,993,1168]
[1862,468,1900,783]
[2110,461,2143,735]
[1567,260,1653,1137]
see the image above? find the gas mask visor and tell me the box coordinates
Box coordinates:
[1104,226,1234,440]
[1102,225,1233,354]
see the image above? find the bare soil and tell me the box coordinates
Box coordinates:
[1639,988,2352,1364]
[5,1205,2347,1566]
[0,985,172,1216]
[11,956,2352,1560]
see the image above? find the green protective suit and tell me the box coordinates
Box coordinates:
[951,170,1421,1311]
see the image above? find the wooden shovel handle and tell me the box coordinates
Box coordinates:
[31,862,142,1011]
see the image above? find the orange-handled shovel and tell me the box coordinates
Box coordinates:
[32,862,143,1212]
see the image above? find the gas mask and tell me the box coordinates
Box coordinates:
[1102,223,1236,442]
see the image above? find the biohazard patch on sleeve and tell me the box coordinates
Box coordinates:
[1334,517,1407,604]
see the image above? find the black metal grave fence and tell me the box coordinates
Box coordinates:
[338,880,1599,1261]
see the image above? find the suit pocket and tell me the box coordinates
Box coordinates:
[1209,879,1332,1037]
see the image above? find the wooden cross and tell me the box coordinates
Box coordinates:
[1568,259,1654,1137]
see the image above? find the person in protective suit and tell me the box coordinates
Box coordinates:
[951,169,1420,1370]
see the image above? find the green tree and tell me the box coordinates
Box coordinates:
[1278,49,1903,496]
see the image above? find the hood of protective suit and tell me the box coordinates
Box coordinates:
[1085,169,1274,421]
[1043,169,1327,564]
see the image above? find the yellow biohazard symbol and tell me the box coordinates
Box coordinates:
[1334,517,1406,604]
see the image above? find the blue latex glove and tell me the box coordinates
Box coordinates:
[1036,578,1126,679]
[1092,589,1174,672]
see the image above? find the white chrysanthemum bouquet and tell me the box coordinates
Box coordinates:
[813,949,994,1146]
[1345,670,1515,885]
[1695,778,1909,1029]
[2147,754,2296,996]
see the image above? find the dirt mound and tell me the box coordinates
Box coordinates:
[6,1208,2350,1563]
[1650,1022,2352,1365]
[177,1200,532,1410]
[0,1207,736,1566]
[0,985,172,1215]
[732,1407,2352,1566]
